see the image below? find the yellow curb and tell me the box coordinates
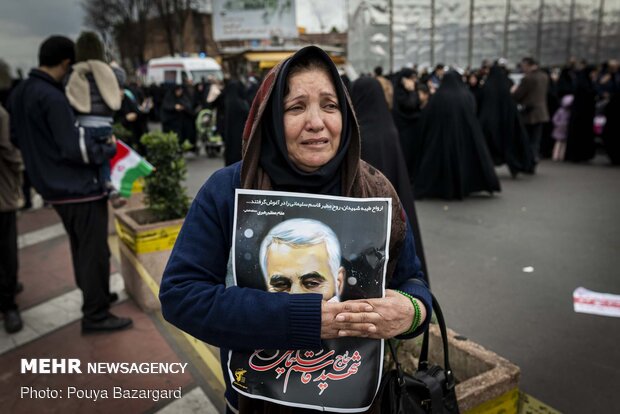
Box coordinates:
[519,391,562,414]
[464,388,519,414]
[115,219,182,254]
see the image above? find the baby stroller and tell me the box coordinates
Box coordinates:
[195,108,224,158]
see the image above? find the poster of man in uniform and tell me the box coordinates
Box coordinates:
[227,189,392,412]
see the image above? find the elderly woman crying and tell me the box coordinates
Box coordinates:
[159,46,431,413]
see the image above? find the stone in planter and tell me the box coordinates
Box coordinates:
[114,207,184,312]
[398,325,520,413]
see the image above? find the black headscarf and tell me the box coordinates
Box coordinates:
[259,46,351,193]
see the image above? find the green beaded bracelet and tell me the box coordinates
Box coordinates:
[395,290,422,335]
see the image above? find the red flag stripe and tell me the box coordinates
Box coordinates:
[111,140,131,168]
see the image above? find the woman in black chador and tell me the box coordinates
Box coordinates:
[414,71,500,200]
[478,65,534,177]
[564,66,597,163]
[222,79,249,166]
[392,68,420,176]
[160,85,196,148]
[351,76,429,282]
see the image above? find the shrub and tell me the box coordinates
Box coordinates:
[140,131,190,221]
[112,122,132,143]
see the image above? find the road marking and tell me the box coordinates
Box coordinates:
[18,223,66,249]
[156,386,218,414]
[519,391,562,414]
[179,331,225,387]
[11,223,223,411]
[0,273,126,356]
[111,236,226,388]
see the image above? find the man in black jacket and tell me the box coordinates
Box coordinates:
[8,36,132,333]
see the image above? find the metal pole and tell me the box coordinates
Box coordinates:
[503,0,511,58]
[594,0,606,63]
[389,0,394,73]
[566,0,576,62]
[468,0,475,68]
[536,0,544,63]
[345,0,350,63]
[430,0,435,66]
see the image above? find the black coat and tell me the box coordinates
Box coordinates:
[478,65,534,176]
[565,68,596,162]
[391,70,421,171]
[351,76,429,281]
[160,87,196,147]
[223,80,249,166]
[602,91,620,165]
[7,69,114,202]
[469,84,482,113]
[118,91,148,153]
[414,71,500,200]
[541,72,561,159]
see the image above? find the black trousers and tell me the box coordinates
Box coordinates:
[526,123,544,164]
[0,211,18,312]
[53,199,111,321]
[22,170,32,208]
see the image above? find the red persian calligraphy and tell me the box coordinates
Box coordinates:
[248,349,363,395]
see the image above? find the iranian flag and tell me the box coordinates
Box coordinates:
[110,140,154,197]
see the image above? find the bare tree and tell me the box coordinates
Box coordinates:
[0,59,12,90]
[81,0,153,68]
[153,0,200,56]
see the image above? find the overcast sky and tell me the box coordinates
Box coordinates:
[0,0,347,75]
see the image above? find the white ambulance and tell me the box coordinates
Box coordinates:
[146,56,223,85]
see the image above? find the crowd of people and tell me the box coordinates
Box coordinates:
[132,54,610,205]
[356,57,619,200]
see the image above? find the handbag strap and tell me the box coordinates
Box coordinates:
[386,338,407,386]
[388,286,457,390]
[418,292,456,390]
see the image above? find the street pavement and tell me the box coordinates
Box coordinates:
[1,152,617,413]
[413,156,620,413]
[0,190,222,413]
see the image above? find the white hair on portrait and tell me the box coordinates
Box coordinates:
[259,218,342,288]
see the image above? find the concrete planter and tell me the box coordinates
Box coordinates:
[398,326,520,414]
[113,207,183,312]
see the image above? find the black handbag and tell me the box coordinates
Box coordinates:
[378,293,460,414]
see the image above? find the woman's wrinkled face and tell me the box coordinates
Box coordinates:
[283,68,342,172]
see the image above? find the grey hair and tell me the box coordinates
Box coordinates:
[259,218,342,287]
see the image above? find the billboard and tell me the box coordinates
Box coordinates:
[213,0,297,40]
